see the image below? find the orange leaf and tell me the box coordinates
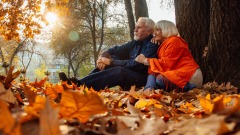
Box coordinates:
[40,98,61,135]
[0,100,21,135]
[45,83,63,100]
[30,78,48,91]
[198,94,224,114]
[1,66,20,89]
[23,83,37,106]
[59,91,107,123]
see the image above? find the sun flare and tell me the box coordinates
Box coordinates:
[45,12,58,23]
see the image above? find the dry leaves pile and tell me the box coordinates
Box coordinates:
[0,67,240,135]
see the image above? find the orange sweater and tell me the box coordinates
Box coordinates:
[148,36,199,88]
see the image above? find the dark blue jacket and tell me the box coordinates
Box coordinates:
[103,35,159,74]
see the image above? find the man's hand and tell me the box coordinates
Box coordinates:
[100,57,111,65]
[97,57,111,70]
[135,54,149,65]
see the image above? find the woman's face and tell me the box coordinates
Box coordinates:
[153,28,164,42]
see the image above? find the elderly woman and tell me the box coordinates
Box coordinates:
[135,20,203,91]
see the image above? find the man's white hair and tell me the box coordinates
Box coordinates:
[138,17,155,34]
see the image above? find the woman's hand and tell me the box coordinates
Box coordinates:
[151,38,161,45]
[135,54,149,65]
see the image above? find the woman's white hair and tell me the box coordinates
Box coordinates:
[155,20,179,38]
[138,17,155,34]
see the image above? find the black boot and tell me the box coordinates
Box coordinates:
[69,77,79,85]
[58,72,71,84]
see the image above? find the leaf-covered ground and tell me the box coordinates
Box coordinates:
[0,67,240,135]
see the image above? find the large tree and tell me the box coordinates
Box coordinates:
[174,0,240,87]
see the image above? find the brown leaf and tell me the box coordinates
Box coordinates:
[23,83,37,106]
[2,66,20,89]
[0,82,18,105]
[169,114,235,135]
[59,91,108,123]
[116,116,167,135]
[40,98,61,135]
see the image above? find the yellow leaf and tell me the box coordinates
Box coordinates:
[135,98,159,109]
[59,91,107,123]
[197,96,214,114]
[206,93,211,100]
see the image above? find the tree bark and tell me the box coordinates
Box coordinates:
[206,0,240,87]
[134,0,149,21]
[124,0,135,40]
[175,0,240,87]
[174,0,210,68]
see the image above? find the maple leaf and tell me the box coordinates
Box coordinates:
[0,82,18,105]
[23,83,37,106]
[39,98,61,135]
[115,115,167,135]
[45,83,63,100]
[23,96,46,118]
[168,114,235,135]
[135,98,163,109]
[0,100,21,135]
[178,102,201,114]
[59,91,108,123]
[29,78,48,92]
[198,94,240,115]
[0,66,20,89]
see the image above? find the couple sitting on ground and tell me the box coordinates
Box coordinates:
[59,17,203,92]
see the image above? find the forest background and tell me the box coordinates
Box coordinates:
[0,0,240,88]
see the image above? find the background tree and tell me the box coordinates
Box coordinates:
[174,0,240,87]
[124,0,149,40]
[134,0,149,21]
[124,0,135,40]
[0,0,69,42]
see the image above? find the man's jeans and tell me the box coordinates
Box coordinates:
[78,66,148,91]
[145,74,196,91]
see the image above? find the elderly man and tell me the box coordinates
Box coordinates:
[59,17,158,91]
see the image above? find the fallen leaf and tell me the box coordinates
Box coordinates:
[0,100,21,135]
[135,98,162,109]
[169,114,235,135]
[23,83,37,105]
[117,116,167,135]
[39,98,61,135]
[0,82,18,105]
[59,91,108,123]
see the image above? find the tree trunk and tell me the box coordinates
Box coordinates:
[134,0,149,21]
[124,0,135,40]
[174,0,210,69]
[175,0,240,87]
[206,0,240,87]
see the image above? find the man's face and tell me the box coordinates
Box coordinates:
[134,20,151,41]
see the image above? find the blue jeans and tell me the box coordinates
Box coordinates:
[145,74,196,91]
[78,66,148,91]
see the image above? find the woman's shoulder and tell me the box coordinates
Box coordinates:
[165,36,187,45]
